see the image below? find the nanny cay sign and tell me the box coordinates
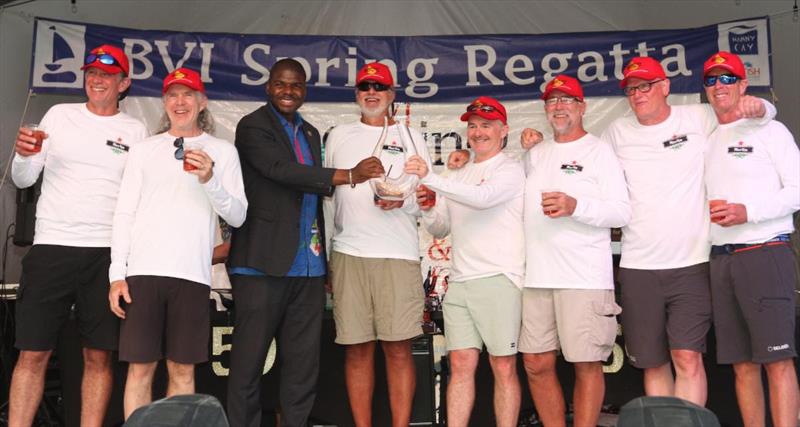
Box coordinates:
[30,17,771,102]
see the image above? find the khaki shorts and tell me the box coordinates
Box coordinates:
[330,251,423,344]
[443,274,521,356]
[519,288,621,362]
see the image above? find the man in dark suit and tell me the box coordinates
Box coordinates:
[226,58,383,427]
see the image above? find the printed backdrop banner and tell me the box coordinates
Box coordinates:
[30,16,770,102]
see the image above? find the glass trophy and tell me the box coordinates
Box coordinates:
[369,117,420,201]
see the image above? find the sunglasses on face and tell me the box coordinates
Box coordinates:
[356,82,390,92]
[173,137,185,160]
[545,96,581,106]
[85,53,121,68]
[466,104,498,113]
[703,74,739,87]
[623,79,664,96]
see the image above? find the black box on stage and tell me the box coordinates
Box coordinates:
[13,180,41,246]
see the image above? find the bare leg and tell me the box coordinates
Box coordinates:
[522,351,565,427]
[488,354,520,427]
[166,360,196,397]
[733,361,765,427]
[123,362,158,419]
[764,359,799,427]
[345,341,376,427]
[381,340,415,427]
[643,362,675,397]
[671,349,707,406]
[8,350,52,427]
[446,348,479,427]
[572,361,604,427]
[80,348,113,427]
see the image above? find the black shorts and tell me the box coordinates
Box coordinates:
[119,276,210,364]
[15,245,119,351]
[619,263,712,369]
[710,242,797,364]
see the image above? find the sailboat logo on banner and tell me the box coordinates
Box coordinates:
[31,19,86,89]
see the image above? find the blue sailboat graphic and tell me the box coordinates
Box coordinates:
[42,26,77,83]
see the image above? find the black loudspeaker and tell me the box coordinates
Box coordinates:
[410,336,436,425]
[124,394,229,427]
[370,335,435,425]
[617,396,720,427]
[13,180,41,246]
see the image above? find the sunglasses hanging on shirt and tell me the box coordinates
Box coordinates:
[173,137,185,160]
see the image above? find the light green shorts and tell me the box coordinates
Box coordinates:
[443,274,522,356]
[330,251,423,345]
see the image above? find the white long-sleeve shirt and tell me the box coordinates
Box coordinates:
[420,152,525,287]
[601,102,775,270]
[524,134,630,289]
[705,119,799,245]
[109,132,247,286]
[11,103,147,247]
[323,121,430,261]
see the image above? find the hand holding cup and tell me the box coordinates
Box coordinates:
[16,124,47,156]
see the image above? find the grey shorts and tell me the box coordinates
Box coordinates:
[619,263,712,369]
[330,251,423,344]
[519,288,621,362]
[443,274,521,356]
[710,242,797,364]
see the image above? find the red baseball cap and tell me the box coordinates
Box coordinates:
[703,51,746,79]
[162,67,205,94]
[541,75,584,101]
[619,56,666,88]
[356,62,394,86]
[81,44,129,75]
[459,96,507,125]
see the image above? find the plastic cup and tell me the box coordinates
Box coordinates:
[709,197,727,223]
[541,188,558,215]
[419,184,436,208]
[183,141,202,171]
[24,123,45,153]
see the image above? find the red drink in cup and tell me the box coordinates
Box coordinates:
[24,124,45,153]
[183,141,202,171]
[709,198,727,223]
[419,184,436,208]
[183,150,198,171]
[541,189,558,216]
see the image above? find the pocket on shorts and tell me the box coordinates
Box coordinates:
[590,300,622,348]
[758,297,792,312]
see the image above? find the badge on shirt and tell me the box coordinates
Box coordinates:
[662,134,688,150]
[727,140,754,159]
[382,140,405,155]
[560,160,584,174]
[106,138,130,154]
[309,219,321,257]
